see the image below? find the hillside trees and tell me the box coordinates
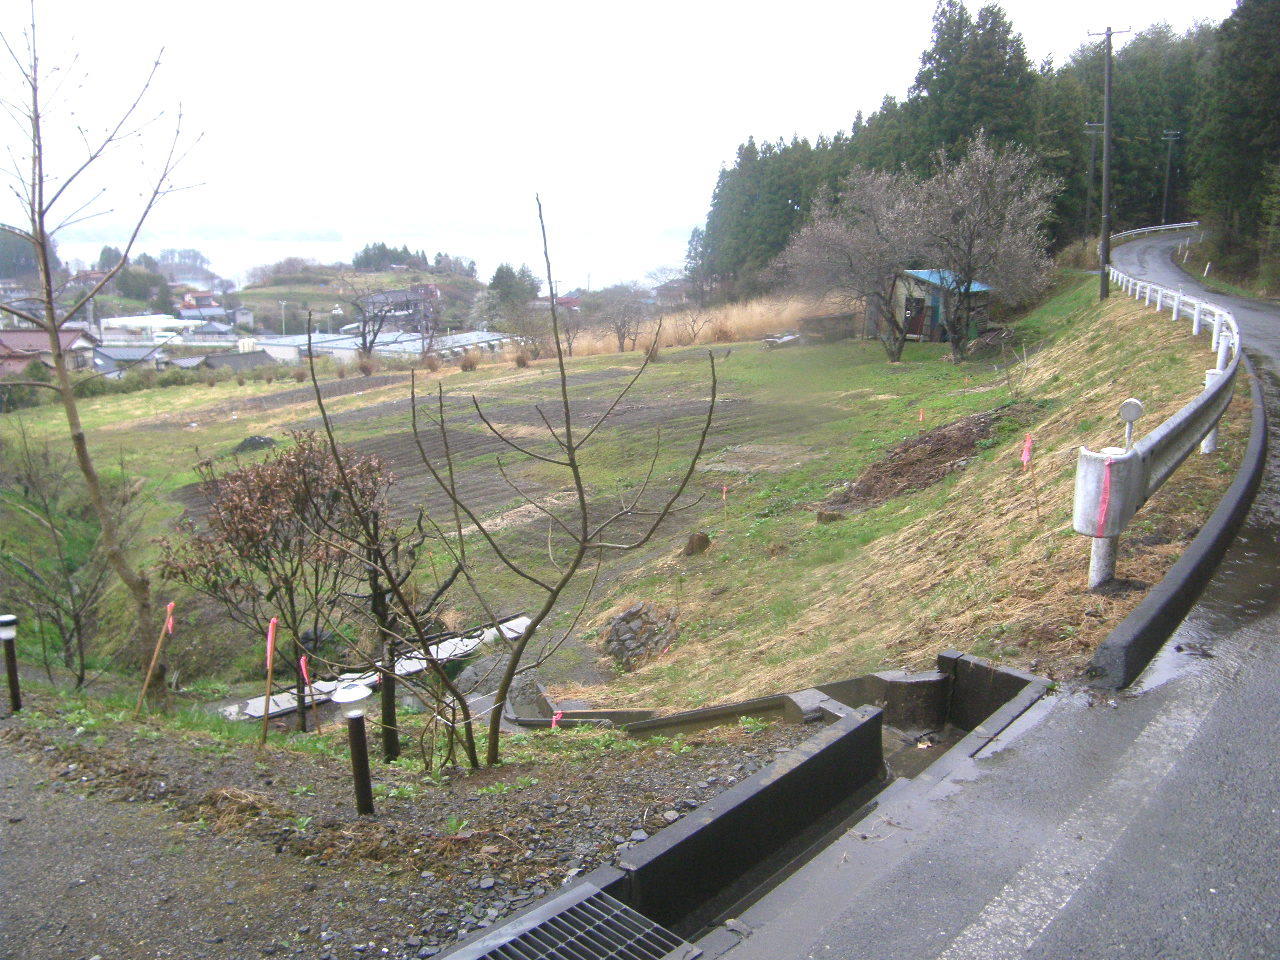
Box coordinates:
[0,13,188,659]
[690,4,1223,303]
[1189,0,1280,275]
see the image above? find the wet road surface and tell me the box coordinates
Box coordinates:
[722,233,1280,960]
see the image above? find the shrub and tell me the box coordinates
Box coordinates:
[422,354,440,372]
[514,351,530,368]
[263,367,276,384]
[236,374,246,386]
[357,358,375,377]
[292,367,307,383]
[459,351,479,372]
[334,362,347,380]
[711,321,735,343]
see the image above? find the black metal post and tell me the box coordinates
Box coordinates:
[346,710,375,815]
[2,614,20,713]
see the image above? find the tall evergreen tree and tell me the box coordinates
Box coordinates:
[1189,0,1280,265]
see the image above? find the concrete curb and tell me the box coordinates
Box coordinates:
[1089,353,1268,688]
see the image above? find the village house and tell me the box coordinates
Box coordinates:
[0,328,98,374]
[92,345,170,378]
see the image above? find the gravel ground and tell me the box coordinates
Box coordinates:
[0,694,813,960]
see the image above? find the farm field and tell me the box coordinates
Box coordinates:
[1,275,1249,705]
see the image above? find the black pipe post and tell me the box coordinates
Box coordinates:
[345,710,375,816]
[1,614,19,713]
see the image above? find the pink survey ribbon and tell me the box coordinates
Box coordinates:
[163,601,175,635]
[1096,458,1114,534]
[721,484,727,503]
[265,617,278,669]
[299,655,311,687]
[551,710,564,729]
[1020,434,1033,471]
[918,408,925,423]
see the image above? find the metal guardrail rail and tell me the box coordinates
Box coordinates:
[1073,222,1242,588]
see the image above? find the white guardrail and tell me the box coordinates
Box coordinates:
[1073,222,1242,588]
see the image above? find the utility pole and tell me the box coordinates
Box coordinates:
[1090,26,1129,299]
[1083,122,1103,241]
[1161,130,1182,225]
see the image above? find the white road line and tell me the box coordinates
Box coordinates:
[935,672,1227,960]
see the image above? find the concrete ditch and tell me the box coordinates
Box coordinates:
[444,653,1049,959]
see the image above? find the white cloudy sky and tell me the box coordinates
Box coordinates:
[0,0,1233,290]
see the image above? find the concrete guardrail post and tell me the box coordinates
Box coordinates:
[1216,331,1231,370]
[1192,301,1203,336]
[1155,288,1164,311]
[1074,442,1147,590]
[1201,368,1225,454]
[1211,315,1222,351]
[1172,291,1182,318]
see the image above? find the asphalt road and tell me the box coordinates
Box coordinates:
[720,233,1280,960]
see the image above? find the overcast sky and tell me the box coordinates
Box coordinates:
[1,0,1233,291]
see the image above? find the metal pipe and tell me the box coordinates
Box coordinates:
[346,710,375,815]
[1,614,19,713]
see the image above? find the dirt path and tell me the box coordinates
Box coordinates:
[0,743,438,960]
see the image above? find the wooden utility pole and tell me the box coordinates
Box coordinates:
[1091,26,1128,299]
[1161,130,1182,225]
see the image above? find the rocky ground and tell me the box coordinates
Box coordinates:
[0,691,812,960]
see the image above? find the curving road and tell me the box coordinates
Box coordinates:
[722,232,1280,960]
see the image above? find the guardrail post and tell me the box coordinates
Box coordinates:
[1155,288,1164,311]
[1192,301,1203,335]
[1201,368,1225,454]
[1090,537,1118,590]
[1144,284,1153,306]
[1172,291,1182,318]
[1211,314,1221,350]
[1216,330,1231,370]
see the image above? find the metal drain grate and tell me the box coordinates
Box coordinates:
[445,884,699,960]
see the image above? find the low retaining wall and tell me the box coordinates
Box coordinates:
[607,703,883,932]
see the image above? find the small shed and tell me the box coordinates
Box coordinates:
[894,270,991,343]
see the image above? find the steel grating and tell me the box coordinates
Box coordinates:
[444,885,699,960]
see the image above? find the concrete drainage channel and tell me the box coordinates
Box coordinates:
[442,652,1050,960]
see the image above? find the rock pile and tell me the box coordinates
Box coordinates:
[603,602,679,670]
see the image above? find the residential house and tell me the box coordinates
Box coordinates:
[892,270,991,343]
[0,328,98,373]
[93,345,170,379]
[356,285,441,328]
[178,291,228,323]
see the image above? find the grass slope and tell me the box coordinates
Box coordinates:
[0,275,1247,701]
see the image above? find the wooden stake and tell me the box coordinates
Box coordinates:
[259,617,278,747]
[134,602,174,718]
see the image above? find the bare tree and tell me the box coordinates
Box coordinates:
[306,200,717,766]
[583,282,651,353]
[776,169,925,362]
[332,272,435,357]
[0,10,191,654]
[920,131,1058,359]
